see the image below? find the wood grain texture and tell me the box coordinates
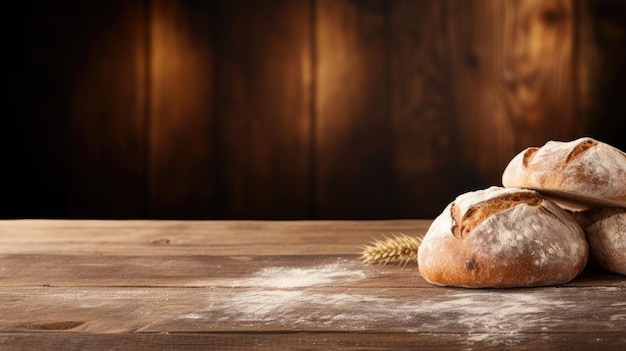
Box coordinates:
[0,253,623,289]
[315,0,393,219]
[1,286,625,334]
[1,220,625,350]
[446,0,580,184]
[1,332,625,351]
[576,0,626,153]
[213,0,312,219]
[0,219,430,256]
[388,0,463,218]
[148,0,215,218]
[6,0,626,221]
[69,1,147,218]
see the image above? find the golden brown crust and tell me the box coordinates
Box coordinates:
[502,137,626,210]
[572,207,626,275]
[418,187,589,288]
[452,193,542,240]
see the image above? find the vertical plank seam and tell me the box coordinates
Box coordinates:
[142,0,153,218]
[309,0,318,219]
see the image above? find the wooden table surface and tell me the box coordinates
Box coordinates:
[1,220,625,350]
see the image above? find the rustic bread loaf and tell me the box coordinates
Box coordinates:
[417,187,589,288]
[502,137,626,211]
[572,207,626,275]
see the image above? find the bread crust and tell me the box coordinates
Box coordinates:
[502,137,626,211]
[572,207,626,275]
[418,187,589,288]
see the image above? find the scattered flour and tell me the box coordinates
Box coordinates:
[11,259,623,347]
[189,260,624,347]
[229,262,366,288]
[209,287,574,332]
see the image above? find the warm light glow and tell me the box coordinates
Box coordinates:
[148,0,213,201]
[149,0,212,129]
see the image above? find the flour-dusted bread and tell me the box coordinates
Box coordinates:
[418,187,589,288]
[572,207,626,275]
[502,137,626,211]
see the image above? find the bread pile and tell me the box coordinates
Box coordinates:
[418,137,626,288]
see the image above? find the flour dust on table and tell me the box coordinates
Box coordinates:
[228,261,366,289]
[195,259,625,346]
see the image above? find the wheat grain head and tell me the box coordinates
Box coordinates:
[360,232,423,266]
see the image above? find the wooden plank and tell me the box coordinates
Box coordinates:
[0,255,393,288]
[446,0,579,185]
[0,332,626,351]
[1,219,626,348]
[148,0,215,219]
[3,253,625,289]
[3,220,622,290]
[0,220,430,256]
[0,286,624,334]
[68,1,147,218]
[388,0,462,218]
[315,0,392,219]
[1,332,625,351]
[212,0,312,219]
[0,253,623,289]
[575,0,626,153]
[0,221,621,285]
[1,219,623,288]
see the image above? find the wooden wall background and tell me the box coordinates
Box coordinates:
[2,0,626,220]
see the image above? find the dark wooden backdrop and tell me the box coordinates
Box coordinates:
[2,0,625,220]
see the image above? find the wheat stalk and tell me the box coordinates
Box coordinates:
[360,232,423,266]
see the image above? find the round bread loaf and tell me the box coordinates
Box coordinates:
[572,207,626,275]
[502,137,626,211]
[417,187,589,288]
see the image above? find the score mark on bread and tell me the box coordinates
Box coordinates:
[451,193,542,240]
[522,147,539,167]
[418,187,589,288]
[565,138,597,164]
[503,137,626,210]
[361,137,625,287]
